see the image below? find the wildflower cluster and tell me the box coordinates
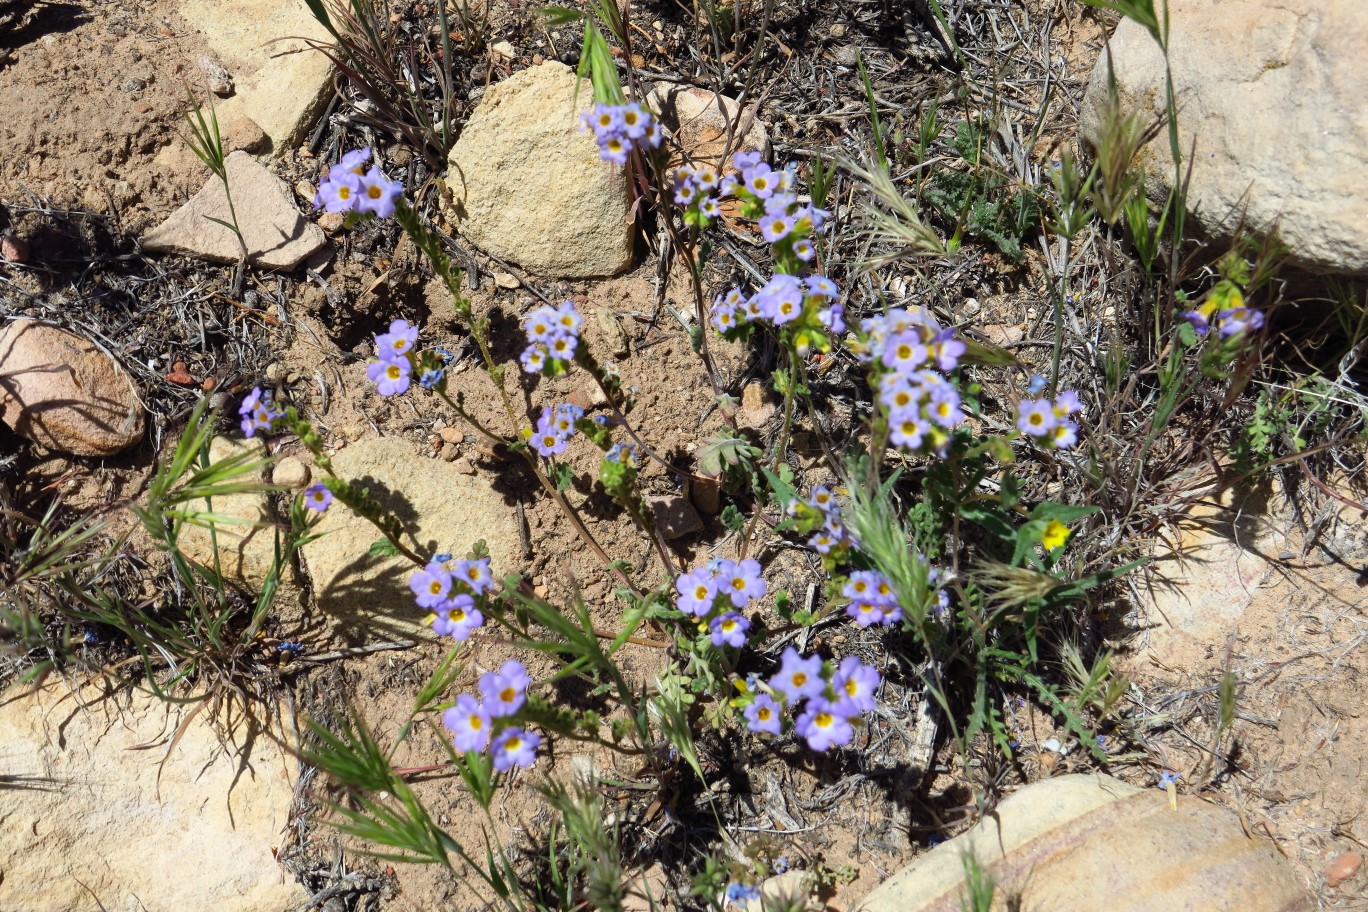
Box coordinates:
[582,102,661,165]
[441,659,542,771]
[1015,389,1082,450]
[674,558,766,649]
[744,648,881,751]
[711,274,846,357]
[313,147,404,219]
[1182,277,1264,340]
[853,308,967,457]
[520,301,583,375]
[361,319,452,398]
[239,387,285,438]
[785,485,857,557]
[786,485,952,620]
[527,403,585,458]
[409,554,494,641]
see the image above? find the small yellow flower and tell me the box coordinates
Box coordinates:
[1041,520,1071,551]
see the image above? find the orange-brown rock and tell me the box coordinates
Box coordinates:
[0,319,144,455]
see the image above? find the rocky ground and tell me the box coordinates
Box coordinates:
[2,0,1367,911]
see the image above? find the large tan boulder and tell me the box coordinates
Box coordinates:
[0,684,299,912]
[301,437,523,641]
[1081,0,1368,275]
[180,0,335,151]
[445,61,634,278]
[855,774,1310,912]
[0,319,144,456]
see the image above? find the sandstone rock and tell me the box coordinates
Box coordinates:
[222,111,269,154]
[445,61,633,278]
[198,52,234,96]
[0,683,299,912]
[180,436,283,586]
[1081,0,1368,274]
[854,774,1309,912]
[0,319,144,456]
[647,85,769,169]
[181,0,335,151]
[1,233,29,263]
[739,381,777,430]
[300,438,523,640]
[142,151,325,268]
[742,870,819,912]
[1326,850,1362,888]
[1134,495,1274,666]
[650,495,704,540]
[272,454,310,489]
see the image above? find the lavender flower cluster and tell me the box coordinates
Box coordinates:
[674,558,767,649]
[787,484,951,619]
[1015,390,1082,450]
[441,659,542,771]
[409,554,494,641]
[854,308,967,457]
[364,318,427,397]
[313,147,404,219]
[745,648,881,751]
[711,274,844,338]
[1183,306,1264,339]
[582,102,662,164]
[239,386,285,438]
[530,403,584,458]
[520,301,583,374]
[785,485,857,556]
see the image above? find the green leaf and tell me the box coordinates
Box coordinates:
[536,5,584,27]
[369,538,401,558]
[720,504,745,532]
[550,461,575,491]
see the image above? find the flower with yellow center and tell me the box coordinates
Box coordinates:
[1041,519,1071,551]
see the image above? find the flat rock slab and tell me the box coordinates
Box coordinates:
[142,151,325,268]
[855,774,1309,912]
[301,438,523,641]
[0,319,144,456]
[0,684,299,912]
[445,61,633,278]
[181,0,335,151]
[1082,0,1368,275]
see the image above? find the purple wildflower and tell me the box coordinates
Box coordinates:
[409,561,453,609]
[769,648,824,702]
[795,699,855,752]
[452,557,493,595]
[709,612,750,648]
[675,567,717,617]
[374,318,418,360]
[367,357,412,397]
[831,656,880,715]
[432,593,484,641]
[743,693,783,736]
[302,482,333,512]
[356,165,403,218]
[479,660,531,717]
[442,694,492,753]
[491,728,541,771]
[1016,399,1057,437]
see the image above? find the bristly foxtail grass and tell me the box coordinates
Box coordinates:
[843,155,947,273]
